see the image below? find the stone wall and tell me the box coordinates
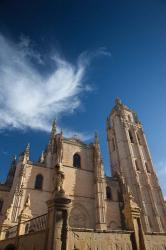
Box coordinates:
[0,225,166,250]
[144,233,166,250]
[68,230,166,250]
[0,230,46,250]
[22,164,54,217]
[68,229,133,250]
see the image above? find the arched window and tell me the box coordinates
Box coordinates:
[106,186,112,200]
[35,174,43,190]
[135,160,140,171]
[145,162,150,173]
[0,199,3,213]
[128,130,134,143]
[73,153,81,168]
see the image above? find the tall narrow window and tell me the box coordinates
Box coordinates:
[128,115,132,122]
[135,160,140,171]
[35,174,43,190]
[0,199,3,213]
[25,223,30,234]
[137,133,141,145]
[112,138,116,151]
[106,186,112,200]
[73,153,81,168]
[145,162,150,173]
[128,130,134,143]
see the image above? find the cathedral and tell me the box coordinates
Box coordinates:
[0,98,166,250]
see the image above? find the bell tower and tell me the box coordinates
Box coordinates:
[107,98,166,233]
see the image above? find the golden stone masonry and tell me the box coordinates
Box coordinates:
[0,99,166,250]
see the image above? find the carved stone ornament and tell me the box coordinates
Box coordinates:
[55,168,65,193]
[19,194,32,221]
[56,132,63,164]
[15,183,24,196]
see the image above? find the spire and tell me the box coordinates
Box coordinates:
[5,156,17,186]
[10,155,17,172]
[47,120,57,153]
[48,120,57,148]
[19,143,30,163]
[51,120,56,137]
[39,151,44,163]
[24,143,30,161]
[25,143,30,156]
[11,155,17,167]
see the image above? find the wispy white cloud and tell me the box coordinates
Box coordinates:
[156,161,166,175]
[0,34,103,138]
[155,161,166,199]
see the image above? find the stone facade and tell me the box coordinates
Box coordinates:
[0,99,165,250]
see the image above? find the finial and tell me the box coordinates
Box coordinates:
[115,97,122,105]
[39,151,44,163]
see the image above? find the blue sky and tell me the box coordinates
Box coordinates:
[0,0,166,197]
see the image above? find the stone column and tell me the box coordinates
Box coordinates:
[123,186,146,250]
[93,133,107,231]
[46,191,71,250]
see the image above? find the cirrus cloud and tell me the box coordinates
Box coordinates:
[0,34,92,134]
